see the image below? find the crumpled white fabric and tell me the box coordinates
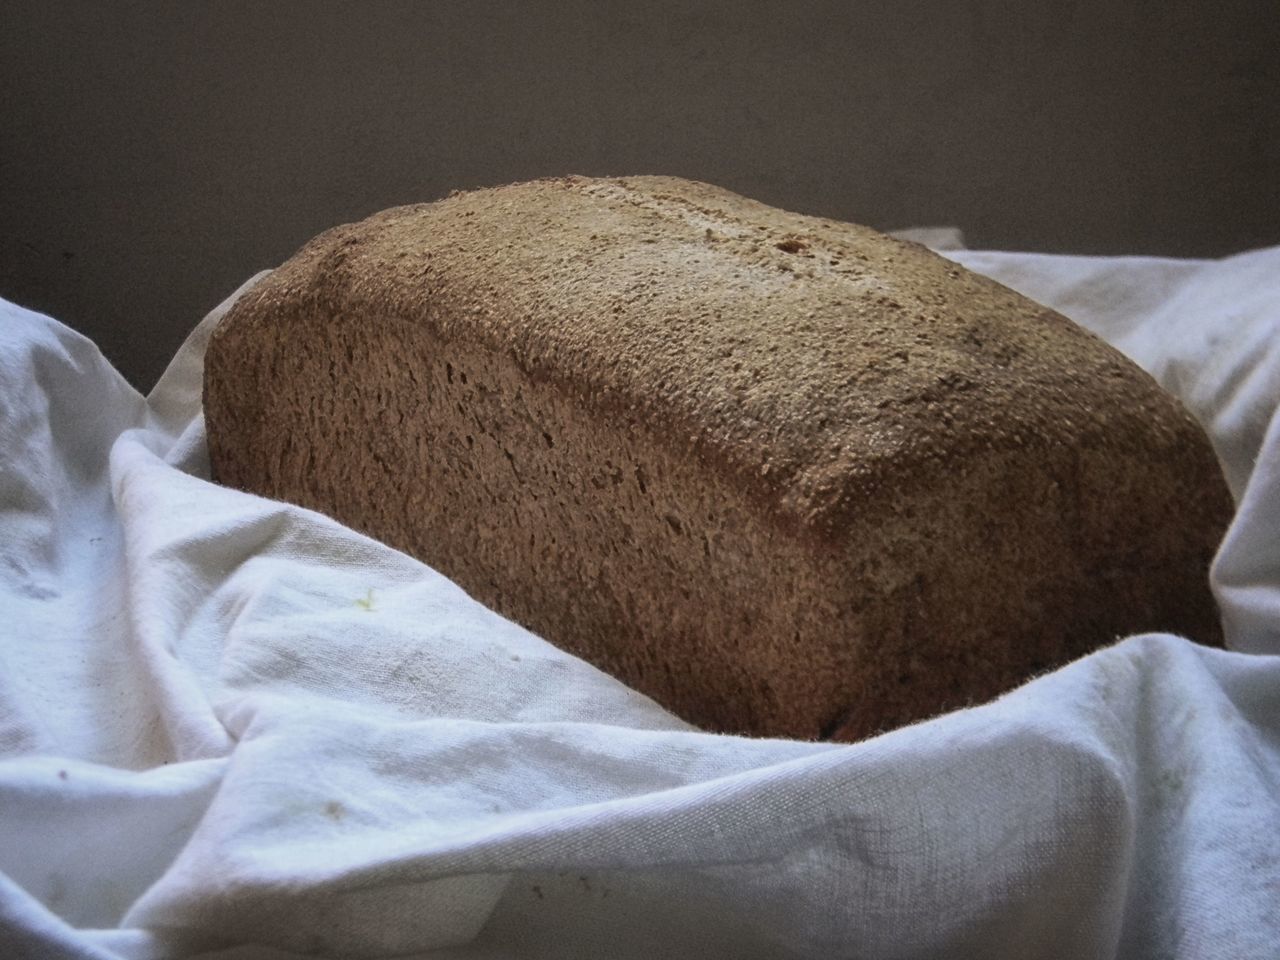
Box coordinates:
[0,243,1277,959]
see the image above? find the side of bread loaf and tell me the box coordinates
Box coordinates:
[204,175,1231,740]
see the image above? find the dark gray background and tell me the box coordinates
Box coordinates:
[3,1,1278,390]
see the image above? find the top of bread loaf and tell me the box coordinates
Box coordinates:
[231,175,1204,540]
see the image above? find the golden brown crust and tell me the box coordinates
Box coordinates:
[204,175,1233,740]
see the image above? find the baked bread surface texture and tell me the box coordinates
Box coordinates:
[204,175,1232,740]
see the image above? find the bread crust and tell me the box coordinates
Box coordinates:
[204,175,1232,739]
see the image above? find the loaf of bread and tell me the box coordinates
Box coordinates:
[204,175,1232,740]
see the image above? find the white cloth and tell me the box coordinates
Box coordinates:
[1,244,1278,959]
